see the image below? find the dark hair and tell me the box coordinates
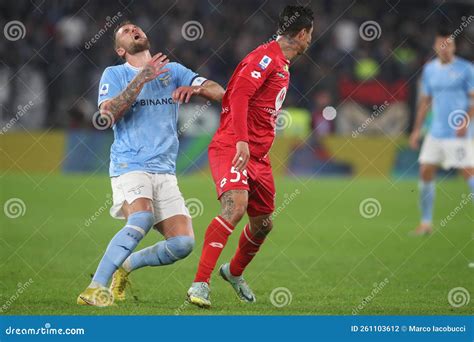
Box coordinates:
[436,25,452,38]
[277,5,314,37]
[113,20,133,48]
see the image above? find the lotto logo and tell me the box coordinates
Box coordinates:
[209,242,224,248]
[251,70,261,79]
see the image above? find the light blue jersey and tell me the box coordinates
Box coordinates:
[421,56,474,139]
[97,62,206,176]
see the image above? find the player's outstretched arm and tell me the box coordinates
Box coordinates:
[101,53,169,122]
[409,95,431,149]
[172,80,225,104]
[199,80,225,102]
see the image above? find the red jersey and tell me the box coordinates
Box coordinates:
[211,40,290,159]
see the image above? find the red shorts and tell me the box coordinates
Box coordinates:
[208,144,275,217]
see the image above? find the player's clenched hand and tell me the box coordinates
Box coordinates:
[409,129,420,150]
[141,53,169,82]
[232,141,250,172]
[172,86,202,104]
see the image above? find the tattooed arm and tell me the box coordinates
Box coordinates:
[100,53,169,122]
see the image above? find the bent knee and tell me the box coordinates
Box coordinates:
[261,219,273,233]
[419,165,436,181]
[254,219,273,238]
[221,200,248,224]
[127,211,155,234]
[167,235,195,260]
[230,204,247,222]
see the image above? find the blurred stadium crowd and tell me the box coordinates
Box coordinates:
[1,0,473,135]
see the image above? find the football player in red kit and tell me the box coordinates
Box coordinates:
[188,5,314,308]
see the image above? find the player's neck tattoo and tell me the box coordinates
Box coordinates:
[278,37,299,60]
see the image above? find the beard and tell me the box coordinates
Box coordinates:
[128,38,150,55]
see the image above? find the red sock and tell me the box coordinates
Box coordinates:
[194,216,235,283]
[229,223,266,277]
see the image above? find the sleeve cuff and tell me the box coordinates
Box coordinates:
[190,76,208,86]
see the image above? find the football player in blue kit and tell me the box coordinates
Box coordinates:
[409,27,474,235]
[77,21,225,306]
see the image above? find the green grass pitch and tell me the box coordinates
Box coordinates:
[0,172,472,315]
